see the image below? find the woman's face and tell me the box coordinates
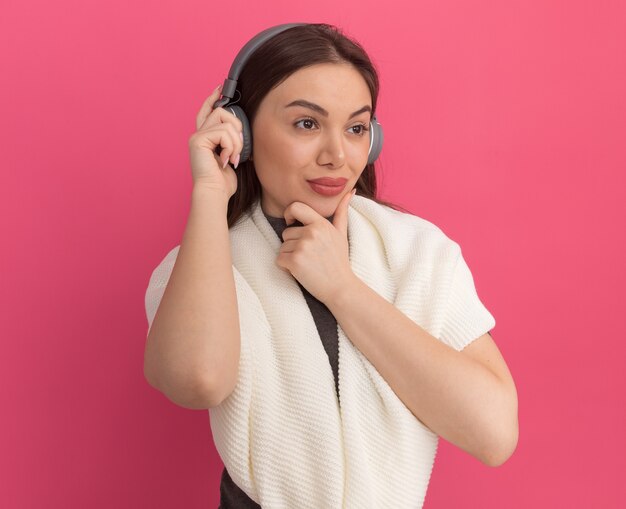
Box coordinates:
[251,62,373,219]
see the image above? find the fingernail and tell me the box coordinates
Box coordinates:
[234,154,240,169]
[222,155,228,168]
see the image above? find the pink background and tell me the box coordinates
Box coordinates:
[2,0,625,507]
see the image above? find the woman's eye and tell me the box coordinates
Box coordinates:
[294,118,318,130]
[350,124,370,136]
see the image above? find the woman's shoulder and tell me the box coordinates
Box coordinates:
[355,195,461,251]
[149,244,180,277]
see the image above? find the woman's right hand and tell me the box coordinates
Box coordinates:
[188,85,244,199]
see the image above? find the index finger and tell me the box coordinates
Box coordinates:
[195,84,223,131]
[283,201,321,226]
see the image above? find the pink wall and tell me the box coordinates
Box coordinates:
[2,0,624,507]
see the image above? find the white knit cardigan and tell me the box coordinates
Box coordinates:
[145,194,496,508]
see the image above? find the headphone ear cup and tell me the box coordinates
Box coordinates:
[225,105,253,163]
[367,117,384,165]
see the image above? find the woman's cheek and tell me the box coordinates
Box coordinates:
[345,140,368,166]
[286,140,317,166]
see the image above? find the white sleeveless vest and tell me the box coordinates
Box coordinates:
[145,194,495,508]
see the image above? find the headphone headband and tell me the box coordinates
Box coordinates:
[214,23,308,109]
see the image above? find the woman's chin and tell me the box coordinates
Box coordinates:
[304,199,337,220]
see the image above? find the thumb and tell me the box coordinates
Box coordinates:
[333,188,355,236]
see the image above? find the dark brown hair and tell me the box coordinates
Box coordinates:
[226,23,410,228]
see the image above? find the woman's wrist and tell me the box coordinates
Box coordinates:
[191,183,231,208]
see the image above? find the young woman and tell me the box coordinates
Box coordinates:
[144,23,518,509]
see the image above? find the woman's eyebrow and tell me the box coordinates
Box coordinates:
[285,99,371,119]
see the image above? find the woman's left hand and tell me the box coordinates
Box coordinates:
[276,190,357,305]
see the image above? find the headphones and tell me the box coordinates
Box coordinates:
[213,22,384,166]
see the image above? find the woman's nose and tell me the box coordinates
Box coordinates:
[318,130,346,166]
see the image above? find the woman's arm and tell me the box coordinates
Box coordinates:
[325,276,519,467]
[144,186,241,409]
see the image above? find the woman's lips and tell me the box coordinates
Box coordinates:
[308,177,348,186]
[307,180,347,196]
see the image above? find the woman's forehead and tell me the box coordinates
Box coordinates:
[264,64,372,114]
